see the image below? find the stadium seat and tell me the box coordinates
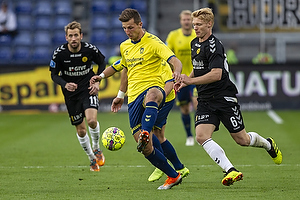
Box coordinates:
[91,30,109,45]
[33,31,52,46]
[110,30,127,45]
[0,47,12,63]
[92,0,110,14]
[54,1,72,15]
[130,0,147,14]
[54,16,71,30]
[17,15,32,31]
[52,31,67,47]
[111,15,122,29]
[0,34,12,46]
[34,16,52,30]
[15,1,32,14]
[32,47,52,64]
[110,0,127,13]
[140,14,148,29]
[13,32,32,47]
[34,1,52,16]
[12,47,32,63]
[91,15,109,29]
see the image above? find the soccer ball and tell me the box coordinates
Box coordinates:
[102,127,126,151]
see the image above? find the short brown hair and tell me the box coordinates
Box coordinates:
[192,8,214,26]
[64,21,82,35]
[118,8,141,24]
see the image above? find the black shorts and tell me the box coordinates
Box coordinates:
[195,97,245,133]
[65,93,99,126]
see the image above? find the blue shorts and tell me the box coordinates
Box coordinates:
[176,85,196,106]
[154,99,175,129]
[128,86,165,135]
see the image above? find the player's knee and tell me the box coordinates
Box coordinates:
[195,134,206,145]
[232,130,250,146]
[142,145,153,157]
[153,130,165,143]
[77,129,86,137]
[145,88,163,104]
[236,139,250,146]
[180,104,190,114]
[87,118,97,129]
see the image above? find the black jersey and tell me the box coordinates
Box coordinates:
[190,34,238,100]
[49,42,106,98]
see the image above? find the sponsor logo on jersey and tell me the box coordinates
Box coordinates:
[70,54,82,57]
[82,56,88,62]
[196,114,209,122]
[192,59,204,69]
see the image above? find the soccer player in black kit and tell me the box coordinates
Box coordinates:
[49,21,106,171]
[174,8,282,186]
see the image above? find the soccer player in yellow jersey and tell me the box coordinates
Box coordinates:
[90,8,183,190]
[104,59,190,182]
[148,60,190,182]
[166,10,197,146]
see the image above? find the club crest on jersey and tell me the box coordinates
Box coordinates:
[140,48,144,54]
[82,56,88,62]
[197,48,201,54]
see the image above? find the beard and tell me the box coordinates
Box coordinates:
[70,42,79,50]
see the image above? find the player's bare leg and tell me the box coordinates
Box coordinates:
[76,121,99,171]
[85,108,105,166]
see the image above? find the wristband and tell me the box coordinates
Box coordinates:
[117,90,125,99]
[99,72,105,79]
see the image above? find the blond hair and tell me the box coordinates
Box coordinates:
[64,21,82,35]
[192,8,214,26]
[179,10,192,19]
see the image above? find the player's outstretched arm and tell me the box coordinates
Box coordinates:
[90,66,117,85]
[111,97,124,113]
[111,69,128,113]
[168,56,182,83]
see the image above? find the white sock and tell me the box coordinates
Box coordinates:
[247,132,271,150]
[88,121,100,150]
[77,133,95,161]
[202,139,234,172]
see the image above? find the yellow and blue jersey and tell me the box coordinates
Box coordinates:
[119,31,175,104]
[111,59,123,72]
[111,58,175,103]
[161,60,175,103]
[166,28,196,76]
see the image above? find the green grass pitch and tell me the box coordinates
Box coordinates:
[0,110,299,200]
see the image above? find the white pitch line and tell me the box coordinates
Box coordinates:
[267,109,283,124]
[0,164,297,169]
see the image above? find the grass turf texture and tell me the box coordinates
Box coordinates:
[0,110,299,200]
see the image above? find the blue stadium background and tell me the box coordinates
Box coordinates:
[0,0,147,66]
